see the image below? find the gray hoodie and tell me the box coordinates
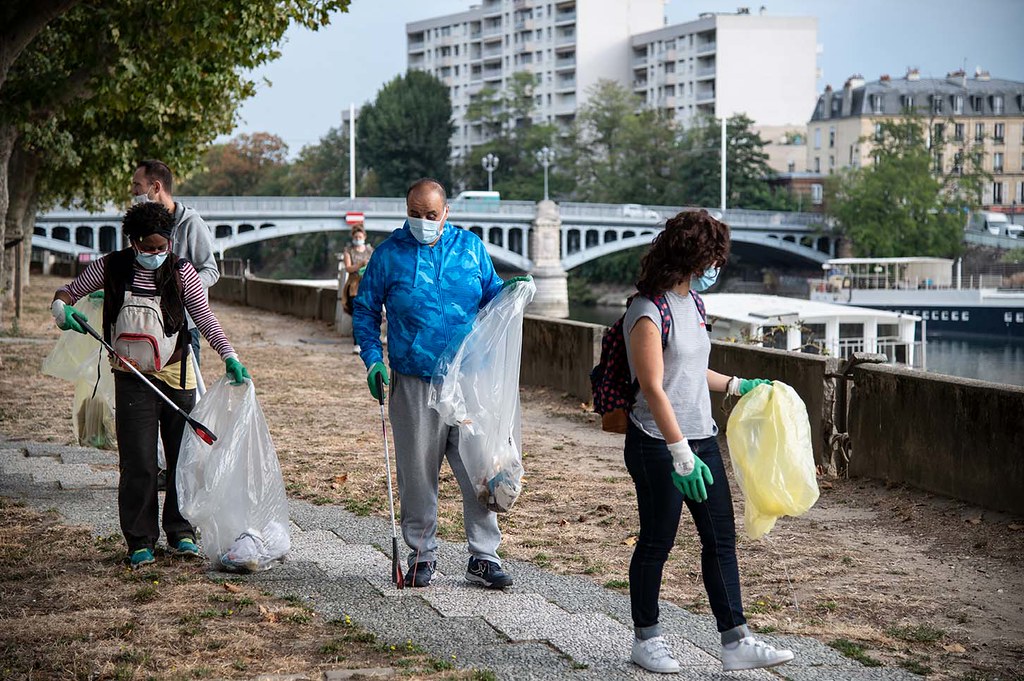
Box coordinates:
[172,202,220,289]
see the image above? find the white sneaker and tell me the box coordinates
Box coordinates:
[631,636,681,673]
[721,636,794,671]
[352,344,361,355]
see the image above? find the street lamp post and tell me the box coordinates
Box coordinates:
[482,153,500,192]
[536,146,555,201]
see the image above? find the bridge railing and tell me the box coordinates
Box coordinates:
[559,201,829,227]
[177,196,539,218]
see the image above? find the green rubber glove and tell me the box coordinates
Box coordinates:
[671,454,714,503]
[225,357,251,385]
[54,302,87,334]
[367,361,389,401]
[358,265,366,276]
[739,378,772,396]
[87,290,105,300]
[502,275,532,289]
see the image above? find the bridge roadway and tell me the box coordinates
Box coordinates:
[33,196,836,270]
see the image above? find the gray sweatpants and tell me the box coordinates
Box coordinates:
[389,370,502,567]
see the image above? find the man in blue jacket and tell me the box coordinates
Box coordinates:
[353,178,528,589]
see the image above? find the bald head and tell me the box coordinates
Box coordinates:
[406,178,446,203]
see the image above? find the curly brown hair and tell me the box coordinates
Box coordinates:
[635,209,730,297]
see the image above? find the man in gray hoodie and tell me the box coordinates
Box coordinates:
[131,159,220,360]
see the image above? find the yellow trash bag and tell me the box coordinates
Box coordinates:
[726,382,819,539]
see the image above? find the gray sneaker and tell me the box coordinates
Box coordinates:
[631,636,681,673]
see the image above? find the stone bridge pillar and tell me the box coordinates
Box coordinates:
[528,200,568,318]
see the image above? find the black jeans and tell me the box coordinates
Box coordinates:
[114,371,196,552]
[623,420,746,635]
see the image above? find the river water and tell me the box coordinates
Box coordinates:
[569,304,1024,387]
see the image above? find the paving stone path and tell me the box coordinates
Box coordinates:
[0,435,918,681]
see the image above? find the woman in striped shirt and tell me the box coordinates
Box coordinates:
[50,202,250,569]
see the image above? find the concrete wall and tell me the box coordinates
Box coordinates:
[710,343,838,467]
[848,365,1024,516]
[521,314,604,401]
[209,276,336,324]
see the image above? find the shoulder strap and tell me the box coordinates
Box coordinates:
[688,289,707,324]
[649,294,672,348]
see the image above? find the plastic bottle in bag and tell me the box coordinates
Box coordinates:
[726,382,819,539]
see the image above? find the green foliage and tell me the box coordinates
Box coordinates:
[287,125,351,196]
[180,132,290,196]
[828,639,882,667]
[826,115,984,257]
[357,70,453,195]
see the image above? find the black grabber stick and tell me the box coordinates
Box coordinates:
[71,311,217,445]
[375,371,404,589]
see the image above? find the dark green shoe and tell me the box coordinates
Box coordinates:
[129,548,156,569]
[172,538,201,558]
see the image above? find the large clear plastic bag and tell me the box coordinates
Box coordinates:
[726,382,819,539]
[43,296,117,448]
[177,376,290,572]
[428,280,536,513]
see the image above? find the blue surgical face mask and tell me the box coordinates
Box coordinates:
[135,250,168,270]
[690,266,720,292]
[407,208,447,244]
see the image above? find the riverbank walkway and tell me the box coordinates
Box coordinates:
[0,433,917,681]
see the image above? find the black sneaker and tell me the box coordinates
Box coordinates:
[404,561,436,588]
[466,557,512,589]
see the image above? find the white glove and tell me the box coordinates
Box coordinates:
[667,439,695,476]
[50,299,66,327]
[727,376,742,396]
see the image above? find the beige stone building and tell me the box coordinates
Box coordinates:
[807,68,1024,213]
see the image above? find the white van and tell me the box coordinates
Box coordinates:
[968,211,1022,237]
[454,190,500,202]
[622,203,660,221]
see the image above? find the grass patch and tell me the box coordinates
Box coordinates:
[886,624,945,644]
[604,579,629,589]
[901,658,933,674]
[829,639,882,667]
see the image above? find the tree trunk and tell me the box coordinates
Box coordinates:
[0,124,18,328]
[0,0,81,90]
[1,139,38,324]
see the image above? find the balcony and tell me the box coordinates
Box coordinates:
[555,10,576,24]
[696,65,716,79]
[696,41,716,55]
[555,31,576,46]
[408,40,425,53]
[516,41,535,54]
[514,18,534,31]
[556,76,576,92]
[482,23,503,38]
[632,54,648,67]
[696,89,716,104]
[555,55,576,70]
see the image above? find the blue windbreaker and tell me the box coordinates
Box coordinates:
[352,221,503,379]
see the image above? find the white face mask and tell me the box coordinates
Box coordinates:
[131,191,153,206]
[352,238,365,246]
[407,208,447,244]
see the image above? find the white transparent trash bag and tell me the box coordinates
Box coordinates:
[71,354,116,450]
[42,295,105,382]
[428,280,535,513]
[177,376,290,571]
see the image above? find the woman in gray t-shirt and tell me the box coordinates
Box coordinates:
[623,210,792,674]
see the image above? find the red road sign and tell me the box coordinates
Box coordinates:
[345,211,365,225]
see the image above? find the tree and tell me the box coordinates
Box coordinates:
[357,70,453,195]
[0,0,351,322]
[287,125,351,196]
[180,133,290,196]
[826,116,984,257]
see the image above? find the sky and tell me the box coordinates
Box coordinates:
[223,0,1024,154]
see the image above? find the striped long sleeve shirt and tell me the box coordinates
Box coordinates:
[61,257,236,360]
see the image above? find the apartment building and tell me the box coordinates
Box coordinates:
[406,0,664,159]
[629,12,818,128]
[808,69,1024,211]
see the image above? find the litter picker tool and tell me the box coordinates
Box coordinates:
[375,371,404,589]
[70,311,217,445]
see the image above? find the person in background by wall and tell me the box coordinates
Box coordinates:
[341,223,373,354]
[131,159,219,364]
[622,210,794,674]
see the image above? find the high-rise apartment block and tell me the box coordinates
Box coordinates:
[407,0,664,159]
[407,2,817,164]
[808,69,1024,210]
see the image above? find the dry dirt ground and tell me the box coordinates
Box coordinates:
[2,276,1023,681]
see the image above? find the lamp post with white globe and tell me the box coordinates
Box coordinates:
[482,153,500,192]
[536,146,555,201]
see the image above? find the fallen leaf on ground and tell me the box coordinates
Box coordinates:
[223,582,242,593]
[943,643,967,654]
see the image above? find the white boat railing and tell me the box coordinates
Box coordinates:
[836,337,925,369]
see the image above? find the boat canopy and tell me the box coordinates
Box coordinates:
[822,257,954,290]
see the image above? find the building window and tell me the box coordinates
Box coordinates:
[874,122,883,141]
[992,95,1004,115]
[994,152,1004,173]
[811,184,823,204]
[813,128,821,149]
[975,122,985,141]
[787,161,796,172]
[901,94,914,110]
[871,94,883,114]
[934,152,944,174]
[1018,181,1024,203]
[828,126,835,148]
[952,152,964,175]
[952,95,964,114]
[849,145,854,165]
[994,122,1005,143]
[993,182,1004,204]
[814,157,820,173]
[933,123,944,145]
[932,96,943,114]
[954,123,964,141]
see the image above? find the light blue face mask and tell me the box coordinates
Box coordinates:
[407,208,447,244]
[691,266,720,292]
[135,251,168,270]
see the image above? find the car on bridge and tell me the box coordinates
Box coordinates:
[621,203,660,221]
